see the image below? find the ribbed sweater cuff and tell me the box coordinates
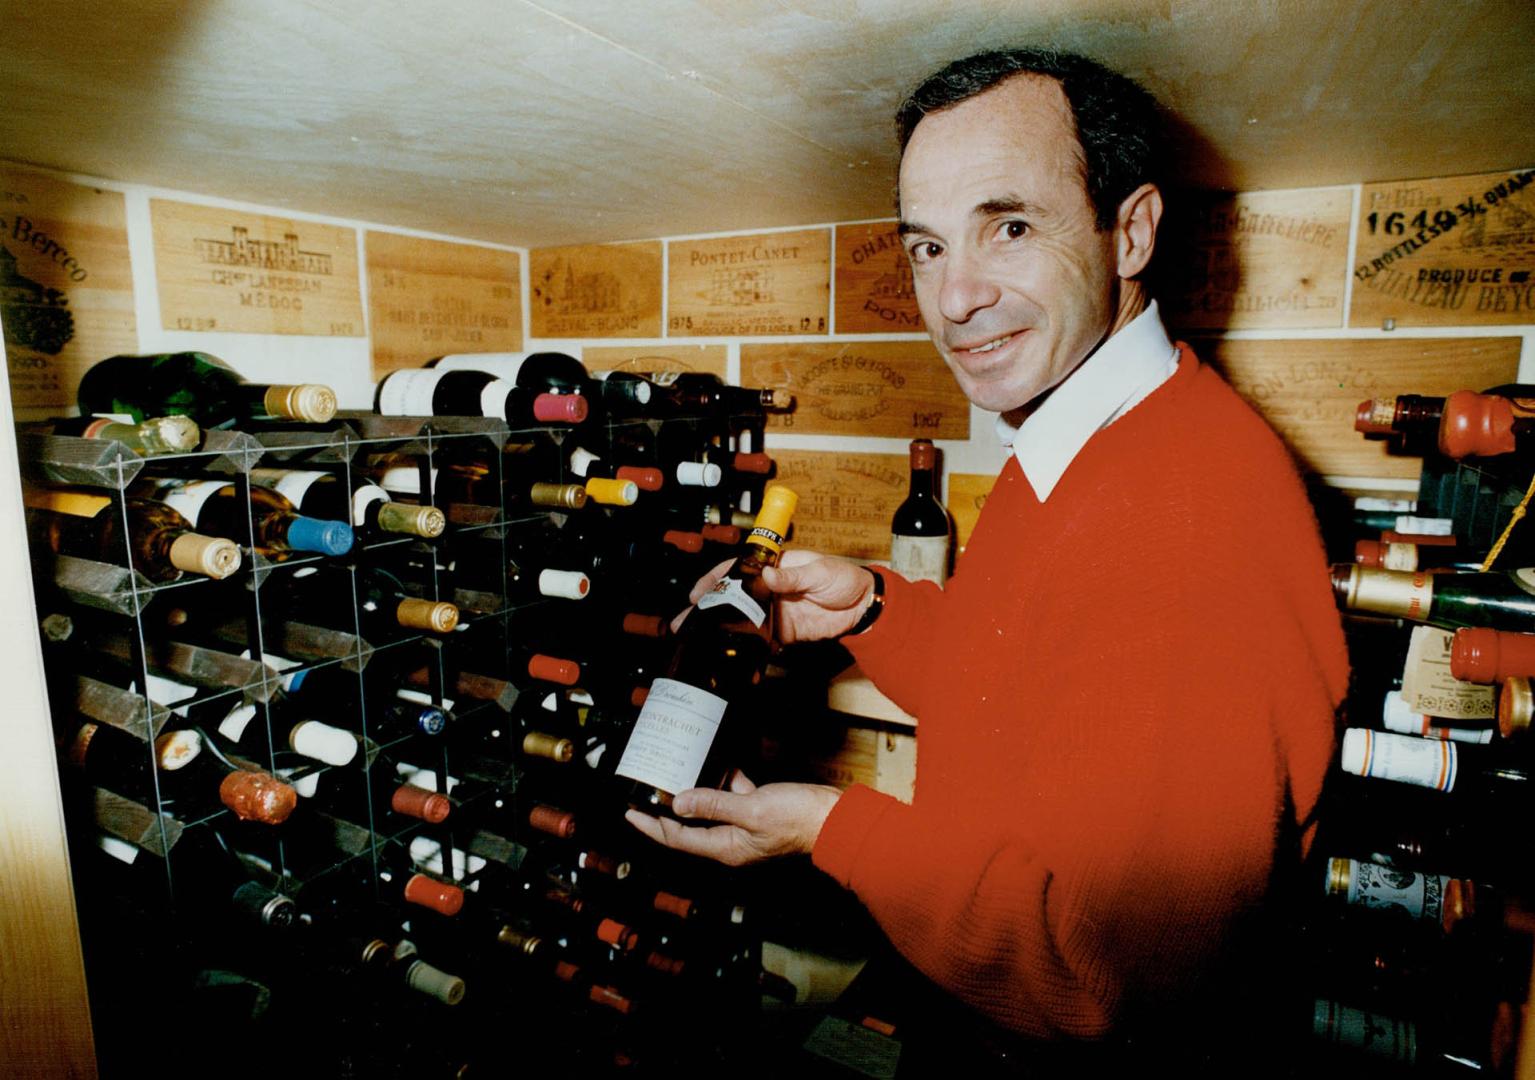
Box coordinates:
[842,567,922,667]
[810,782,900,888]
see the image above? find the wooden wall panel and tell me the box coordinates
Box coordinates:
[530,241,662,338]
[365,232,521,380]
[151,199,364,337]
[580,343,727,378]
[834,221,923,334]
[0,165,137,412]
[768,450,905,560]
[1202,337,1522,477]
[667,229,829,336]
[1351,168,1535,328]
[1163,187,1351,330]
[744,341,968,439]
[946,471,998,557]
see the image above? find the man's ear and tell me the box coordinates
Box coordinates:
[1114,183,1163,280]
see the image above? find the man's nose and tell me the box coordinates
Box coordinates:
[936,248,1001,324]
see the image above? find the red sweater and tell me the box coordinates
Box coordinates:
[813,347,1349,1039]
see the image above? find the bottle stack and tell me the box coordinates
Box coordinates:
[21,349,798,1076]
[1299,381,1535,1074]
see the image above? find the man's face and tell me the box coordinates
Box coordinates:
[898,74,1122,415]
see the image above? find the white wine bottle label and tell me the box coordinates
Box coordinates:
[645,371,682,386]
[615,678,728,795]
[97,834,141,865]
[139,673,198,715]
[478,379,512,420]
[1355,497,1416,513]
[217,702,260,742]
[248,468,327,507]
[398,687,456,712]
[352,484,389,527]
[1336,858,1448,922]
[376,465,438,496]
[569,446,600,478]
[1381,689,1493,743]
[150,478,226,527]
[377,369,444,416]
[1340,728,1458,791]
[1394,515,1453,536]
[436,353,529,379]
[1400,625,1495,720]
[696,576,766,628]
[1378,542,1419,572]
[890,534,950,586]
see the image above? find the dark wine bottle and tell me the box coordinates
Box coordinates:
[37,414,201,455]
[1332,563,1535,633]
[76,352,336,429]
[889,438,952,586]
[247,467,445,542]
[616,486,798,814]
[1355,385,1535,460]
[138,477,353,558]
[23,486,242,581]
[375,366,587,425]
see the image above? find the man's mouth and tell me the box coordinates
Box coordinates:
[958,332,1016,355]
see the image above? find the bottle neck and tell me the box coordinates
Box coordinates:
[908,463,936,500]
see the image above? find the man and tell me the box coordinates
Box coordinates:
[628,48,1349,1059]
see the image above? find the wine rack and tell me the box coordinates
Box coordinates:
[1299,432,1535,1074]
[22,386,818,1077]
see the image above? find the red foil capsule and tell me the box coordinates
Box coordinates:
[662,530,704,553]
[404,873,464,916]
[596,917,639,951]
[622,613,667,638]
[529,804,577,838]
[392,783,452,823]
[732,452,773,474]
[616,466,664,491]
[527,653,581,686]
[219,770,298,825]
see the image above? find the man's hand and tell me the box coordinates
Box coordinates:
[678,548,877,643]
[624,771,842,867]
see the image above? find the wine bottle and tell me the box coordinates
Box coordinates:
[1310,997,1518,1075]
[638,371,792,420]
[1450,627,1535,683]
[1339,727,1529,796]
[63,720,205,801]
[375,366,587,425]
[76,352,336,429]
[138,478,353,558]
[149,737,300,825]
[889,438,952,586]
[248,467,444,542]
[208,697,360,768]
[268,564,460,642]
[1352,539,1481,574]
[275,662,451,741]
[568,446,664,492]
[1324,856,1476,934]
[616,485,798,814]
[1356,385,1535,460]
[1377,689,1493,744]
[38,414,201,455]
[585,369,657,415]
[1331,564,1535,633]
[23,487,242,581]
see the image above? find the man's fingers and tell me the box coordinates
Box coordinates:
[672,786,750,824]
[624,810,745,864]
[727,769,757,795]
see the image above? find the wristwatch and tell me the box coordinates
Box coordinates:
[844,568,886,637]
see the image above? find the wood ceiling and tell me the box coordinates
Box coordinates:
[3,0,1532,248]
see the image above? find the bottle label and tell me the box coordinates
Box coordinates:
[249,468,325,508]
[1312,1000,1417,1064]
[377,369,443,417]
[139,673,198,715]
[479,379,511,420]
[645,371,682,386]
[376,465,438,496]
[1394,515,1453,536]
[217,702,260,743]
[614,678,728,795]
[352,485,387,527]
[22,489,111,517]
[890,534,950,585]
[1516,568,1535,595]
[1400,625,1495,720]
[697,575,767,627]
[149,478,225,527]
[1347,728,1459,791]
[437,354,528,379]
[1341,859,1447,922]
[1379,542,1418,572]
[569,446,600,478]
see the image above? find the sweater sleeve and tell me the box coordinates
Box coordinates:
[812,529,1331,1038]
[839,567,945,720]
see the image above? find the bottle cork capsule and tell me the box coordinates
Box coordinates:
[522,731,574,762]
[404,958,466,1005]
[404,873,465,917]
[392,783,452,823]
[375,501,446,538]
[265,384,338,423]
[585,478,639,506]
[396,598,458,633]
[168,533,242,579]
[143,415,201,452]
[529,482,588,509]
[219,769,298,824]
[1500,676,1533,740]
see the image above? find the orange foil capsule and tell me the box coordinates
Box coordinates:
[404,873,465,916]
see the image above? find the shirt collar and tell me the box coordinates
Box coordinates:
[995,300,1179,501]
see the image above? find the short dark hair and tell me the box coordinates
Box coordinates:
[895,49,1164,230]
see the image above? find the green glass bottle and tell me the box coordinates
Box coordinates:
[76,352,336,429]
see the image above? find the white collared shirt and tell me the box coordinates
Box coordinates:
[994,300,1179,502]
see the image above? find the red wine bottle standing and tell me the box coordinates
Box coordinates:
[889,438,952,586]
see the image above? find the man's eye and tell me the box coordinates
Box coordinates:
[1000,220,1028,240]
[909,241,943,263]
